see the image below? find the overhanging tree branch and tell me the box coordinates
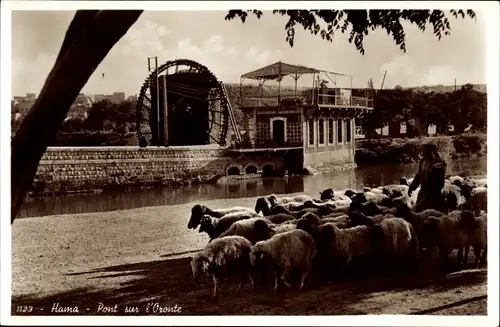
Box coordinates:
[11,10,142,223]
[225,9,476,54]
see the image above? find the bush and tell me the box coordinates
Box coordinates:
[452,134,485,155]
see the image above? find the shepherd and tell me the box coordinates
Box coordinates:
[408,143,447,213]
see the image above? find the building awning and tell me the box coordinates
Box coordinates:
[241,61,320,80]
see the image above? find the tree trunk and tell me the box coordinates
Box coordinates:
[10,10,142,223]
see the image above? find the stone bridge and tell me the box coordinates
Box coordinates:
[31,146,303,195]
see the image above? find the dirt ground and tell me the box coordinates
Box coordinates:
[11,202,488,316]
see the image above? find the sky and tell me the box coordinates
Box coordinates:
[11,9,488,97]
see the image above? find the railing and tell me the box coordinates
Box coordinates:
[317,94,373,108]
[239,93,309,107]
[239,92,373,109]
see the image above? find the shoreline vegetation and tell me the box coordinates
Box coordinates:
[27,133,485,198]
[355,133,486,165]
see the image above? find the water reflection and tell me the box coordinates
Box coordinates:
[18,157,487,219]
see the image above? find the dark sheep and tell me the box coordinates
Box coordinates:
[319,188,335,201]
[344,189,357,199]
[189,204,257,229]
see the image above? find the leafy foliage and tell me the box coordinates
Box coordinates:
[360,84,487,138]
[225,9,476,54]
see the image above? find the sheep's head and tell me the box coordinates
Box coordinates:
[352,192,368,204]
[267,194,279,206]
[363,187,371,192]
[249,243,267,267]
[255,197,270,215]
[315,224,337,252]
[379,197,394,208]
[400,177,409,186]
[395,202,411,219]
[349,200,364,214]
[320,188,335,201]
[344,189,357,199]
[444,190,459,213]
[253,219,276,241]
[190,254,210,280]
[296,218,315,235]
[302,200,315,208]
[390,189,403,199]
[382,187,391,196]
[349,211,373,227]
[301,212,321,227]
[460,184,474,199]
[189,204,206,229]
[198,215,215,234]
[452,179,463,187]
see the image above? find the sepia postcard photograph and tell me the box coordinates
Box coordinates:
[1,1,499,326]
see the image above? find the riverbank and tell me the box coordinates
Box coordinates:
[11,197,488,316]
[355,133,487,165]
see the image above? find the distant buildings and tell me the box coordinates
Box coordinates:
[94,92,126,103]
[113,92,125,102]
[12,91,133,122]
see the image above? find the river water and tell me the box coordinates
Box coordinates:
[18,157,487,219]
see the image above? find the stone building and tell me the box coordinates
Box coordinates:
[238,61,373,170]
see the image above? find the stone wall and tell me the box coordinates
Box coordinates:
[31,146,287,196]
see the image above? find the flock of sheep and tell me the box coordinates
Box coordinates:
[188,175,488,299]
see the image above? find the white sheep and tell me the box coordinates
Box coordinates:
[249,229,317,293]
[363,191,390,204]
[188,204,258,229]
[190,235,255,299]
[326,198,352,207]
[269,221,297,234]
[468,177,487,188]
[304,222,374,268]
[217,218,275,245]
[267,194,312,206]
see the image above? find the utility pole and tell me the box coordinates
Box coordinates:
[147,56,160,146]
[454,78,457,91]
